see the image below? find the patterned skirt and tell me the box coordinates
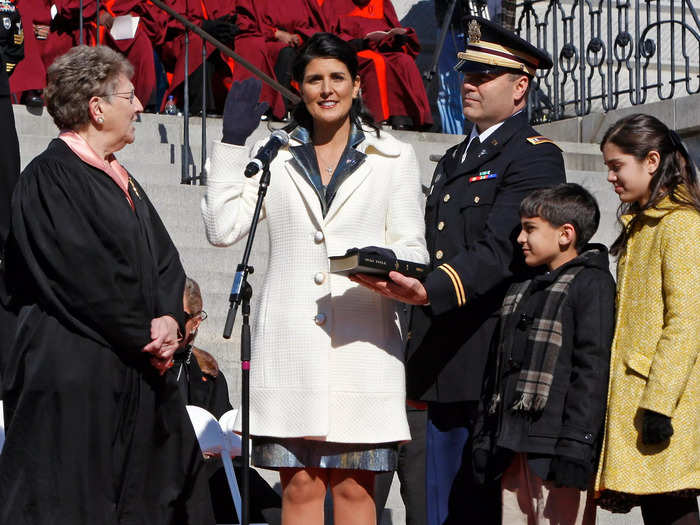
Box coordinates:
[251,436,398,472]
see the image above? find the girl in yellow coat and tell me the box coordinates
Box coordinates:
[596,113,700,524]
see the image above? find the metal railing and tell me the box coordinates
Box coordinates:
[517,0,700,123]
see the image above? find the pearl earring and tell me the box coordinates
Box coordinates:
[97,117,104,124]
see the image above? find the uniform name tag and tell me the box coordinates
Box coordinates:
[469,170,498,182]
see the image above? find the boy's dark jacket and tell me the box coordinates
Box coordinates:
[473,244,615,481]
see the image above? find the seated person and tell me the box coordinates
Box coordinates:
[331,0,432,130]
[172,276,282,524]
[231,0,330,119]
[159,0,238,114]
[28,0,163,107]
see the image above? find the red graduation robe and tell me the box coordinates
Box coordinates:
[332,0,432,127]
[11,0,162,104]
[9,0,48,93]
[232,0,329,118]
[158,0,236,111]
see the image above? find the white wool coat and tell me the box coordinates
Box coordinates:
[201,129,428,443]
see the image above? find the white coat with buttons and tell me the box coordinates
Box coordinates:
[201,129,428,443]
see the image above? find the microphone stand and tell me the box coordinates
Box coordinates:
[223,164,271,525]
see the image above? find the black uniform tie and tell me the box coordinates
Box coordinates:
[465,137,481,159]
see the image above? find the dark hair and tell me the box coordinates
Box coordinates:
[45,45,133,130]
[600,113,700,256]
[290,32,380,136]
[520,183,601,252]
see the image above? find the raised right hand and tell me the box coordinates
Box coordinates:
[222,78,269,146]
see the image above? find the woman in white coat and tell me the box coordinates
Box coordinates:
[201,33,428,525]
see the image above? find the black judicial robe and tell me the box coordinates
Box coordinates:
[0,139,214,525]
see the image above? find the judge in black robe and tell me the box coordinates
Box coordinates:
[0,45,214,525]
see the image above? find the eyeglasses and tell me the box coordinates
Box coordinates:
[102,89,135,103]
[184,310,208,322]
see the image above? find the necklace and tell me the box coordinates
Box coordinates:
[315,146,341,179]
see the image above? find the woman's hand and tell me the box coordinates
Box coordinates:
[275,29,301,47]
[350,271,429,305]
[143,316,180,374]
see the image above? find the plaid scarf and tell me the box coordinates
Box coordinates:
[496,264,585,414]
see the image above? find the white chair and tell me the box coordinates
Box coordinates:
[186,405,243,521]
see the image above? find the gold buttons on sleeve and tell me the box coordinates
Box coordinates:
[435,250,444,260]
[443,194,451,203]
[437,221,445,231]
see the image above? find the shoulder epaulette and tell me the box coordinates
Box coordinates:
[526,135,560,149]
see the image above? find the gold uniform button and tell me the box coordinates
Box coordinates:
[443,194,451,203]
[435,250,444,260]
[474,195,480,203]
[437,221,445,231]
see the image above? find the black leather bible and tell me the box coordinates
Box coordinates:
[329,247,428,280]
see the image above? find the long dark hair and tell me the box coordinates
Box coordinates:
[600,113,700,256]
[289,32,380,137]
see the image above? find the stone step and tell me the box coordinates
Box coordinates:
[14,104,605,184]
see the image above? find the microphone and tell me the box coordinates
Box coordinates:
[244,129,290,177]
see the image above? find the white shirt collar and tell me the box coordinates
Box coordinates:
[462,110,523,162]
[461,121,504,162]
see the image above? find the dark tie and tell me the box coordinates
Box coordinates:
[465,137,481,160]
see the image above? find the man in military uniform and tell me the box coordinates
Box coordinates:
[352,17,566,524]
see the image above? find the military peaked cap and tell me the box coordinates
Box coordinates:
[455,17,553,76]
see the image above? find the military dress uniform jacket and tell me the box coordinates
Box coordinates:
[406,111,566,403]
[0,0,23,81]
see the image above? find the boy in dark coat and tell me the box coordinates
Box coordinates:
[473,183,615,524]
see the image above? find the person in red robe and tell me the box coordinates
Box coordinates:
[331,0,432,130]
[11,0,165,107]
[158,0,238,113]
[98,0,168,107]
[232,0,329,119]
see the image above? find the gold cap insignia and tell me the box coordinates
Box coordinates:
[468,20,481,43]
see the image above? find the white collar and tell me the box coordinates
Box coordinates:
[462,110,523,162]
[468,120,505,145]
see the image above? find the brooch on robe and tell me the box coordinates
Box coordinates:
[128,177,141,199]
